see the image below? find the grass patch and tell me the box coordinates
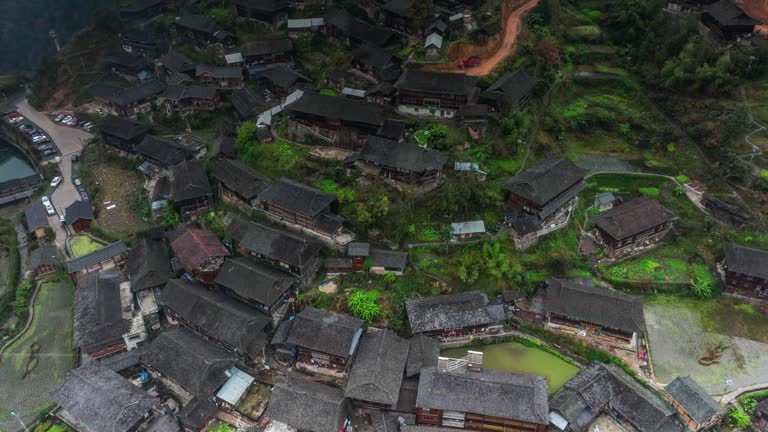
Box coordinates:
[761,169,768,178]
[566,25,602,42]
[638,187,660,197]
[70,235,104,257]
[319,88,339,96]
[238,141,309,178]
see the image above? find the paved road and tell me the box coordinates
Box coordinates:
[15,99,92,248]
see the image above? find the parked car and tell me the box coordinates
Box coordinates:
[55,115,64,122]
[41,196,55,215]
[74,178,81,186]
[71,154,79,162]
[37,145,52,152]
[50,176,62,188]
[41,149,56,156]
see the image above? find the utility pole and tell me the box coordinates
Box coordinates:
[49,28,61,52]
[9,411,30,432]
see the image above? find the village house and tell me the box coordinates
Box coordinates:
[324,257,355,274]
[165,160,214,219]
[366,82,397,106]
[701,0,757,40]
[458,104,493,139]
[664,376,725,431]
[377,118,406,141]
[156,49,197,79]
[160,278,272,362]
[350,137,449,185]
[98,115,151,153]
[406,334,440,377]
[591,197,676,259]
[170,226,229,284]
[177,398,218,432]
[233,0,289,27]
[286,92,385,148]
[283,307,365,373]
[120,0,169,21]
[241,39,294,66]
[474,22,501,44]
[325,7,400,48]
[250,65,310,98]
[160,85,219,114]
[406,291,502,339]
[382,0,415,33]
[550,363,686,432]
[104,51,152,79]
[265,379,353,432]
[451,220,486,240]
[480,70,537,113]
[347,242,370,271]
[544,278,645,351]
[702,194,750,227]
[721,243,768,301]
[96,79,166,118]
[195,64,244,90]
[64,200,95,234]
[214,158,272,208]
[503,157,588,237]
[127,229,172,325]
[425,33,443,60]
[228,87,265,120]
[74,271,147,361]
[135,135,195,169]
[49,361,159,432]
[24,201,49,239]
[65,240,129,281]
[29,245,58,278]
[594,192,616,211]
[345,329,410,412]
[287,18,325,38]
[416,367,549,432]
[257,178,351,242]
[454,162,488,181]
[140,327,237,401]
[369,248,409,275]
[394,70,479,119]
[121,28,157,57]
[226,218,323,287]
[174,14,232,46]
[350,44,402,83]
[215,257,296,317]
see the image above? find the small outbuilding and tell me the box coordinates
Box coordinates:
[450,220,486,240]
[665,376,725,431]
[65,200,95,234]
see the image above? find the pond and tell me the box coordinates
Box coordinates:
[0,139,35,183]
[441,341,580,393]
[70,235,106,257]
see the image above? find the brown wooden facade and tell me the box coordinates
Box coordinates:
[548,313,635,346]
[197,73,244,90]
[176,195,213,221]
[723,269,768,301]
[417,408,546,432]
[595,221,673,259]
[398,89,470,111]
[70,218,93,234]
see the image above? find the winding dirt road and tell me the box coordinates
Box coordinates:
[423,0,539,76]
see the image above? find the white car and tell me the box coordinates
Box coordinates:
[41,196,55,215]
[50,176,62,188]
[55,115,64,122]
[74,178,82,186]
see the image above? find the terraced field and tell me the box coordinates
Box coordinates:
[0,279,74,432]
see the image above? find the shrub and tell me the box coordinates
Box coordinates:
[675,175,690,183]
[347,289,381,321]
[728,407,750,427]
[638,187,659,197]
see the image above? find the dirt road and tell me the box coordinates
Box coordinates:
[423,0,539,76]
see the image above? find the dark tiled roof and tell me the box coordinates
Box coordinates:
[175,14,221,35]
[545,278,645,335]
[177,397,218,430]
[417,367,549,424]
[24,201,49,231]
[122,28,156,45]
[228,88,264,118]
[105,51,149,72]
[591,198,675,241]
[324,7,397,47]
[705,0,758,26]
[170,227,229,270]
[251,65,309,91]
[136,135,193,167]
[395,70,478,95]
[73,271,131,353]
[406,291,495,334]
[377,118,405,140]
[241,39,293,57]
[30,245,57,270]
[64,200,94,225]
[382,0,412,16]
[370,248,408,271]
[98,115,151,141]
[217,135,236,158]
[160,279,272,357]
[346,330,410,406]
[215,257,296,307]
[266,379,352,432]
[226,218,322,269]
[106,79,166,107]
[551,363,684,432]
[49,361,158,432]
[234,0,289,13]
[665,376,724,425]
[161,84,217,101]
[286,307,364,358]
[347,242,370,257]
[168,159,212,202]
[146,415,180,432]
[483,70,536,105]
[259,178,336,218]
[358,137,448,173]
[214,158,271,200]
[288,92,384,127]
[351,44,395,69]
[196,64,243,79]
[139,327,236,397]
[121,0,167,14]
[405,334,439,377]
[724,243,768,280]
[128,228,172,292]
[157,50,196,75]
[503,157,588,206]
[65,241,128,273]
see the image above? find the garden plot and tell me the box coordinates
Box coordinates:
[0,279,74,431]
[645,297,768,394]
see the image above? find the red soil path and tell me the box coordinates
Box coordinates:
[422,0,539,76]
[736,0,768,35]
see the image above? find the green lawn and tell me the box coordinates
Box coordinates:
[70,235,104,257]
[0,278,75,430]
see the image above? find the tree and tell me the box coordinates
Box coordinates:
[536,37,560,65]
[691,279,713,299]
[161,202,181,227]
[411,0,434,34]
[347,290,381,321]
[352,194,390,227]
[236,121,259,149]
[384,271,397,288]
